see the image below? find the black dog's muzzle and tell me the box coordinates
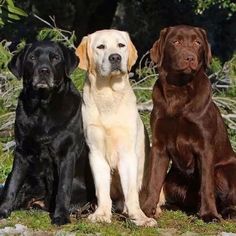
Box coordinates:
[33,65,54,89]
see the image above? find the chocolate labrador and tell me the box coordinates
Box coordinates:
[0,41,95,225]
[141,25,236,222]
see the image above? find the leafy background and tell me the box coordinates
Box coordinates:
[0,0,235,235]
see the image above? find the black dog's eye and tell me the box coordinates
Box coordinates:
[52,54,60,61]
[29,55,36,60]
[97,44,105,49]
[118,43,125,48]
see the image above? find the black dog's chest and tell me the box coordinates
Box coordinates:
[17,108,61,152]
[29,112,57,141]
[156,117,202,174]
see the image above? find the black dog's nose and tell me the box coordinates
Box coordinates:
[109,54,121,64]
[38,67,50,75]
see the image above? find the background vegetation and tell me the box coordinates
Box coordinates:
[0,0,235,235]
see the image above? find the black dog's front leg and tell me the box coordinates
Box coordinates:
[52,151,75,226]
[0,148,29,218]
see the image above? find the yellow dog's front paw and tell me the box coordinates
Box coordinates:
[132,215,157,227]
[88,210,111,223]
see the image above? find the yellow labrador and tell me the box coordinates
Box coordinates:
[76,29,157,226]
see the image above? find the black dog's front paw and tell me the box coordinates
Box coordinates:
[52,215,71,226]
[0,207,11,219]
[221,207,236,220]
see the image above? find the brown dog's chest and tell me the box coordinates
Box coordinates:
[155,116,203,174]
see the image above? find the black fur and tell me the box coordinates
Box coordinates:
[0,41,95,225]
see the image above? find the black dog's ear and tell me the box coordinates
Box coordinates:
[59,43,79,77]
[8,44,31,79]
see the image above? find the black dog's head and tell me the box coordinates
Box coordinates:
[8,41,78,90]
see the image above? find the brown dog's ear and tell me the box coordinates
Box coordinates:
[150,27,169,67]
[76,36,89,71]
[127,34,138,71]
[199,28,212,68]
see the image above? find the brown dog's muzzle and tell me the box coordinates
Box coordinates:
[175,50,198,73]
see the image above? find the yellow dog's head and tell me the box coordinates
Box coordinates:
[76,29,137,78]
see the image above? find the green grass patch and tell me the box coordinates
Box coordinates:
[0,210,236,235]
[0,148,13,182]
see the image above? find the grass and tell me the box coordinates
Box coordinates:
[0,209,236,235]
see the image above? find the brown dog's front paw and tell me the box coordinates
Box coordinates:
[200,212,222,223]
[141,200,157,218]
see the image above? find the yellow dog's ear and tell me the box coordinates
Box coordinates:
[76,36,89,71]
[127,33,138,71]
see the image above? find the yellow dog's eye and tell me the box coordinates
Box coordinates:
[118,43,125,48]
[97,44,105,49]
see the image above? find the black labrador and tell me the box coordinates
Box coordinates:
[0,41,95,225]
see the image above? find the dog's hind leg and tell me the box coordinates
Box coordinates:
[215,160,236,220]
[0,148,30,218]
[164,166,200,214]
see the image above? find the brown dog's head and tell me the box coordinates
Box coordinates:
[150,25,212,74]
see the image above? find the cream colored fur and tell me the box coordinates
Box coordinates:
[76,29,157,226]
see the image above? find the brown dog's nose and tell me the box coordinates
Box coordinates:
[109,53,121,64]
[38,67,50,76]
[185,55,195,62]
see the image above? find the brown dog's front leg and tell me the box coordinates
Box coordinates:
[141,145,169,217]
[199,150,221,222]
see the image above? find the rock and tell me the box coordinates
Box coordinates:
[157,228,178,236]
[181,232,199,236]
[0,224,27,235]
[220,233,236,236]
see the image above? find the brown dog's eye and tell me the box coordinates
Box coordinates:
[118,43,125,48]
[173,40,180,46]
[97,44,105,49]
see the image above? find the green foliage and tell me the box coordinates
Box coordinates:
[0,40,12,69]
[210,57,222,73]
[228,54,236,81]
[0,0,27,27]
[71,68,86,91]
[37,25,76,48]
[0,146,13,182]
[193,0,236,15]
